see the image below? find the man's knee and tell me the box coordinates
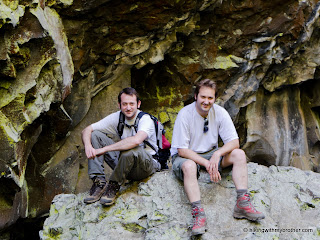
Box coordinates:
[91,130,115,148]
[181,160,198,176]
[231,149,247,165]
[120,149,135,158]
[91,130,104,143]
[91,130,101,138]
[118,149,139,165]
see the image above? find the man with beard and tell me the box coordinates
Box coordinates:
[82,87,160,206]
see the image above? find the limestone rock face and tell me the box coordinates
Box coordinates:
[40,163,320,240]
[1,0,320,233]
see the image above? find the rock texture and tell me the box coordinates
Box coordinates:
[1,0,320,233]
[39,163,320,240]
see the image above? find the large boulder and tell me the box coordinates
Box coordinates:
[40,163,320,239]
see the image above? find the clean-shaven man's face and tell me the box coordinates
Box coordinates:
[195,86,216,117]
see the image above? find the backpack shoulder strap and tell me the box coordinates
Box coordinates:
[117,111,125,138]
[133,111,147,131]
[134,111,158,153]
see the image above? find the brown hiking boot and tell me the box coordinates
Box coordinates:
[191,207,207,235]
[233,193,265,221]
[84,177,106,204]
[100,181,120,206]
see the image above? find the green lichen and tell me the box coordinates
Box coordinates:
[179,56,199,65]
[295,197,301,204]
[155,86,179,106]
[312,198,320,204]
[49,205,62,217]
[301,202,315,211]
[10,47,31,69]
[114,207,139,222]
[149,210,168,225]
[0,79,12,89]
[272,236,279,240]
[148,98,183,142]
[163,225,188,240]
[0,3,24,27]
[130,4,138,11]
[99,211,108,221]
[0,110,20,143]
[213,55,240,69]
[124,208,139,220]
[249,190,259,198]
[154,211,163,217]
[159,111,170,123]
[294,184,300,190]
[111,43,123,51]
[123,222,145,233]
[0,196,12,211]
[113,208,123,216]
[226,175,232,181]
[2,0,19,10]
[48,226,63,239]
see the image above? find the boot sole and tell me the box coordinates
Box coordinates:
[100,198,115,206]
[191,226,206,236]
[233,212,265,221]
[84,198,100,204]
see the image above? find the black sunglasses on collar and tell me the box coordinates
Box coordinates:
[203,118,209,133]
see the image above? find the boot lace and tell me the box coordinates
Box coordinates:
[105,181,120,197]
[237,193,259,213]
[192,207,206,228]
[90,177,106,195]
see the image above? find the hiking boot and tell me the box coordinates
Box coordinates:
[84,176,106,204]
[100,181,120,206]
[191,207,207,235]
[233,193,265,221]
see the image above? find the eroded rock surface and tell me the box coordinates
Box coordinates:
[40,163,320,240]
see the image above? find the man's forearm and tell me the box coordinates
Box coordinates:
[82,125,93,148]
[177,148,209,167]
[213,139,239,158]
[96,130,148,155]
[101,136,140,153]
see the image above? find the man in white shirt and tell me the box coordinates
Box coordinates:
[171,79,265,236]
[82,87,160,205]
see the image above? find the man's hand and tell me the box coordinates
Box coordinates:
[206,151,222,183]
[85,145,106,159]
[85,145,98,159]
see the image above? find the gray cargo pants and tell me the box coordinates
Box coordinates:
[88,130,160,184]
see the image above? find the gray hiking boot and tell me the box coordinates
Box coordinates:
[100,181,120,206]
[84,176,106,204]
[233,193,265,221]
[191,207,207,235]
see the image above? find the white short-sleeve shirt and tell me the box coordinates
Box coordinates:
[91,110,158,155]
[171,102,238,156]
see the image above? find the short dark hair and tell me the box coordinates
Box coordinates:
[118,87,140,104]
[194,79,218,98]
